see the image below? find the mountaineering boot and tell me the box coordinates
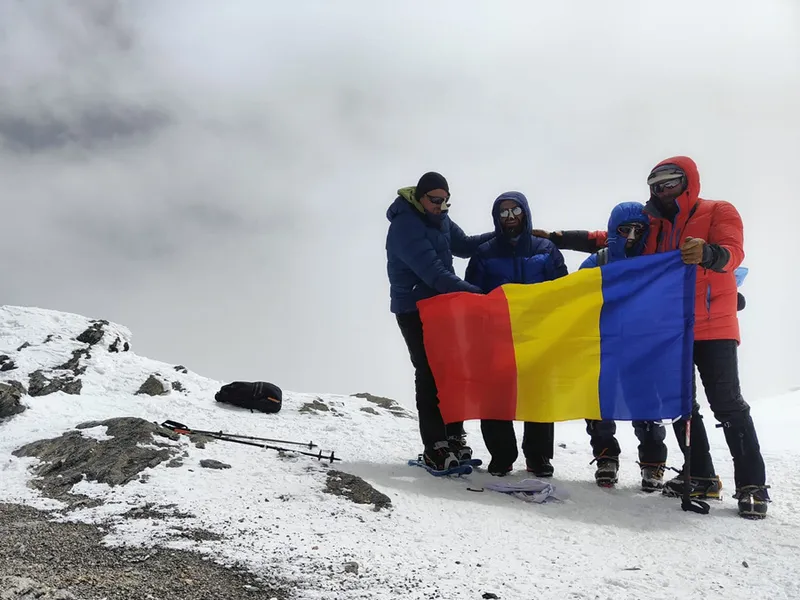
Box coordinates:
[639,462,666,492]
[662,474,722,499]
[447,435,473,462]
[423,441,459,471]
[591,455,619,487]
[487,460,513,477]
[734,485,770,519]
[526,456,554,478]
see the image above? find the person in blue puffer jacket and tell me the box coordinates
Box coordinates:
[465,191,568,478]
[577,201,672,492]
[386,171,494,472]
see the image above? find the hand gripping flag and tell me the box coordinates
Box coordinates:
[418,251,695,424]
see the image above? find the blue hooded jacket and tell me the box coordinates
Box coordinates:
[465,191,568,292]
[386,186,494,314]
[580,202,650,270]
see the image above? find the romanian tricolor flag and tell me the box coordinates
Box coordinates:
[418,251,695,424]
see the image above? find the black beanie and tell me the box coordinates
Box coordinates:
[415,172,449,200]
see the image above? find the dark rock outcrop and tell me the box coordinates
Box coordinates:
[28,370,82,397]
[12,417,180,501]
[75,320,108,346]
[0,354,17,372]
[352,392,413,419]
[0,381,27,420]
[136,375,167,396]
[324,470,392,512]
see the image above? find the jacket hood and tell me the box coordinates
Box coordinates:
[492,191,533,238]
[647,155,701,217]
[606,201,650,260]
[387,186,447,226]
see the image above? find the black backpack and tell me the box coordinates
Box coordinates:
[215,381,283,414]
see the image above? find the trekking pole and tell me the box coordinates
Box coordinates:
[160,421,339,463]
[680,415,710,515]
[160,420,317,449]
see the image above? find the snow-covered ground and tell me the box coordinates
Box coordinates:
[0,305,797,600]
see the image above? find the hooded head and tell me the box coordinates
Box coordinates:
[606,201,650,260]
[491,191,533,247]
[647,156,701,219]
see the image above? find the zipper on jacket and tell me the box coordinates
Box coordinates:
[705,284,712,317]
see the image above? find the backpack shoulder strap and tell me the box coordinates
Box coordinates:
[596,247,609,266]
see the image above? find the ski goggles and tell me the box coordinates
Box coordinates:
[425,193,450,205]
[498,206,523,219]
[617,222,646,237]
[647,165,686,193]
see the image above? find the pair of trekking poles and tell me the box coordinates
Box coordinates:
[160,420,340,463]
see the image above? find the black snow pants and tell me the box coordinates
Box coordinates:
[396,311,464,449]
[673,339,766,488]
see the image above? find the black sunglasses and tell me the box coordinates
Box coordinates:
[425,194,450,205]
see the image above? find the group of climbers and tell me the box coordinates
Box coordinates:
[384,157,769,519]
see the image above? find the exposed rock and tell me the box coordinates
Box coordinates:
[352,392,413,419]
[200,459,231,470]
[171,381,185,393]
[55,348,91,376]
[75,320,108,346]
[0,576,78,599]
[299,399,330,414]
[0,381,27,420]
[28,370,82,397]
[136,374,167,396]
[108,336,130,353]
[342,561,359,575]
[0,354,17,372]
[166,458,184,468]
[43,334,55,344]
[12,417,180,501]
[0,503,291,600]
[16,342,31,351]
[324,470,392,511]
[122,502,194,520]
[173,365,189,374]
[359,407,379,416]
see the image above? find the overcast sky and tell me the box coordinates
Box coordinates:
[1,0,798,406]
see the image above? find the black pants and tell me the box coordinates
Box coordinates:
[672,340,766,488]
[585,419,668,463]
[481,420,554,468]
[396,311,464,449]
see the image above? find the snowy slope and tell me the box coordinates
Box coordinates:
[0,305,798,600]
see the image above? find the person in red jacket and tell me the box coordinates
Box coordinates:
[534,156,770,519]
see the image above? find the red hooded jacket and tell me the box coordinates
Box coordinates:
[642,156,744,343]
[557,156,744,342]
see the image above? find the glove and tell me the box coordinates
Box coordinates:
[680,237,706,265]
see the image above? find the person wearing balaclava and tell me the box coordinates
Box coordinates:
[465,191,568,478]
[524,159,769,519]
[640,156,769,519]
[577,202,671,492]
[386,171,494,473]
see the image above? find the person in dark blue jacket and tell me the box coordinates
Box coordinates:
[386,171,494,472]
[465,191,568,478]
[578,201,670,492]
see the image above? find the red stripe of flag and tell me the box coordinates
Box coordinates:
[418,288,518,424]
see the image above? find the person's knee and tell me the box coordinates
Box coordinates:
[633,421,666,442]
[712,404,752,427]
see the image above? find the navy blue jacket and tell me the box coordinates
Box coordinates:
[465,191,568,292]
[579,202,650,269]
[386,186,494,314]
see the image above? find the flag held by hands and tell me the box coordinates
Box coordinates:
[418,251,695,424]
